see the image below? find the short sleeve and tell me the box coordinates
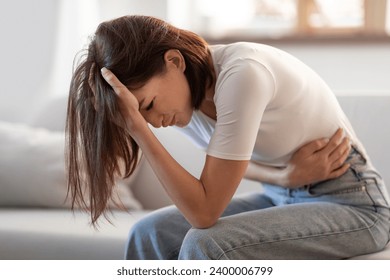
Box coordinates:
[207,60,275,160]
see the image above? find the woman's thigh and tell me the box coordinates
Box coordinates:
[180,201,389,259]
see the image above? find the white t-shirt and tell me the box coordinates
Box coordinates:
[179,42,359,167]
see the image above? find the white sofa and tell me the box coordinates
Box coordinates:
[0,93,389,260]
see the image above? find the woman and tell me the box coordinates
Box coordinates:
[66,15,390,259]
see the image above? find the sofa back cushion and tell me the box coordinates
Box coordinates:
[337,94,390,190]
[0,121,142,210]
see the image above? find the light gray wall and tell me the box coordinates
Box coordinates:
[98,0,168,21]
[0,0,59,122]
[272,42,390,94]
[0,0,169,124]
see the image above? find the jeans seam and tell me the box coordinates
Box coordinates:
[217,215,380,260]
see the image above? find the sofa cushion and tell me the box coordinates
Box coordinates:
[0,209,150,260]
[0,121,142,210]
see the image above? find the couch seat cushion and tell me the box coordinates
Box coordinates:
[0,209,149,260]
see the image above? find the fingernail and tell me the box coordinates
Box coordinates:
[101,67,108,75]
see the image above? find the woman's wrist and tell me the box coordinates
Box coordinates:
[277,166,290,188]
[124,111,149,138]
[282,163,300,188]
[245,161,291,187]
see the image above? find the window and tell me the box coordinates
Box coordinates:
[167,0,390,40]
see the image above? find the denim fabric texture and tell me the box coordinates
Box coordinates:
[125,146,390,259]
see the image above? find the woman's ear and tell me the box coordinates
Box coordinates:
[164,49,186,72]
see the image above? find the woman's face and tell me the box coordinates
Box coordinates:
[131,50,193,128]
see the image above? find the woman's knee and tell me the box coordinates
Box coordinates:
[126,206,187,259]
[179,227,225,260]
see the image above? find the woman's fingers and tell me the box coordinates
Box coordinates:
[329,137,351,168]
[321,128,344,155]
[101,67,140,109]
[317,128,351,177]
[329,162,350,179]
[298,128,346,158]
[101,67,127,96]
[298,138,330,157]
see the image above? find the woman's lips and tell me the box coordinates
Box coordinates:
[162,115,175,127]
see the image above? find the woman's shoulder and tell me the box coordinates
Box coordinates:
[210,42,284,79]
[210,41,276,52]
[210,42,280,61]
[211,43,277,92]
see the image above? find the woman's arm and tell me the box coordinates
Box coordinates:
[245,128,351,188]
[102,68,248,229]
[133,123,248,228]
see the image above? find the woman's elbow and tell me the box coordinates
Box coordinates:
[189,212,219,229]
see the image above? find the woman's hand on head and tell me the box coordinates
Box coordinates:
[285,128,351,188]
[101,67,146,131]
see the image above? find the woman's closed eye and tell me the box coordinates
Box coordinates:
[145,99,154,111]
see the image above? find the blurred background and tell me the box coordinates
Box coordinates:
[0,0,389,123]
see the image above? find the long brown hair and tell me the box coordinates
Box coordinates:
[66,15,215,225]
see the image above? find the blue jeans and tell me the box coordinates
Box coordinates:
[125,146,390,259]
